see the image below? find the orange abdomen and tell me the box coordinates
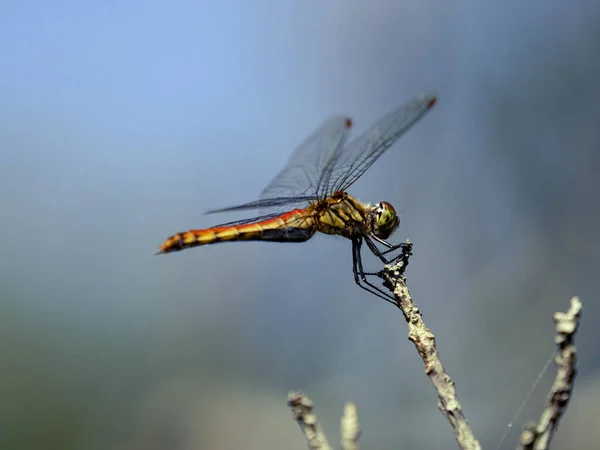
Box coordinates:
[157,210,315,254]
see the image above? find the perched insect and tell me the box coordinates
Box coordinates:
[158,94,437,302]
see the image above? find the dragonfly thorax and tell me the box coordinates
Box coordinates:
[371,201,400,240]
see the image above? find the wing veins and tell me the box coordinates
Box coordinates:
[327,93,437,194]
[205,196,317,215]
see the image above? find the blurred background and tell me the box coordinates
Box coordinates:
[1,1,599,449]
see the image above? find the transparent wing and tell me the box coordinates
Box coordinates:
[259,116,353,202]
[323,93,437,194]
[202,94,435,221]
[204,117,352,218]
[204,195,318,215]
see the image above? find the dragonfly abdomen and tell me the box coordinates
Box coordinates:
[158,210,316,254]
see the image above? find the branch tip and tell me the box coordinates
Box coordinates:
[517,296,582,450]
[288,391,331,450]
[341,402,360,450]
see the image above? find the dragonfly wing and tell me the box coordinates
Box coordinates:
[324,93,437,194]
[204,94,434,220]
[205,196,317,215]
[259,116,352,203]
[206,117,351,218]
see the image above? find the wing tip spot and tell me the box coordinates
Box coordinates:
[345,118,353,129]
[427,96,437,109]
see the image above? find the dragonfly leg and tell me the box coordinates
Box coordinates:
[352,238,397,304]
[367,235,411,263]
[370,234,395,249]
[370,235,409,257]
[363,236,393,264]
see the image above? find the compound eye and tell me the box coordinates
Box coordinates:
[377,202,395,229]
[374,201,399,239]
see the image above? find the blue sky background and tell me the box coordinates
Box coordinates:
[1,1,600,449]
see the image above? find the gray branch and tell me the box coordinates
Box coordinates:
[288,244,582,450]
[340,402,360,450]
[517,296,582,450]
[288,392,332,450]
[288,393,362,450]
[378,242,482,450]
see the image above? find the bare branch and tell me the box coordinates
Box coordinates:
[340,402,360,450]
[378,242,482,450]
[288,245,581,450]
[288,392,332,450]
[517,296,582,450]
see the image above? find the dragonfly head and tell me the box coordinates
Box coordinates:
[372,201,400,240]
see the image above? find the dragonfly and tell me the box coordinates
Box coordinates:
[157,93,437,303]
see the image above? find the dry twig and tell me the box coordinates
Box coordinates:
[288,393,362,450]
[377,242,482,450]
[288,244,581,450]
[517,296,582,450]
[340,402,360,450]
[288,392,332,450]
